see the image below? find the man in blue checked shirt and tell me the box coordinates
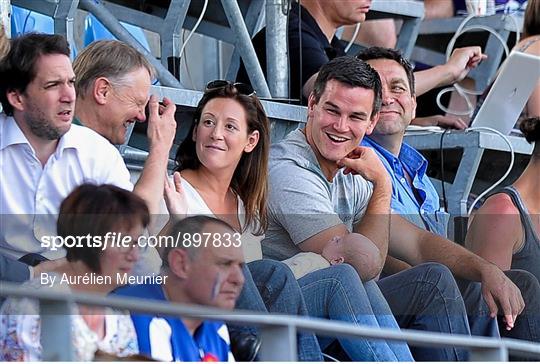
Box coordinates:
[357,46,540,348]
[358,48,450,240]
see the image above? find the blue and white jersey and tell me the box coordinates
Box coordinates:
[114,283,234,362]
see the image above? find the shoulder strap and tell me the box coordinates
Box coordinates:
[498,186,528,215]
[498,186,539,244]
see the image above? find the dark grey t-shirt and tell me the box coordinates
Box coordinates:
[262,129,373,260]
[499,186,540,283]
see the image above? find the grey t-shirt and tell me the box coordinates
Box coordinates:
[262,129,373,260]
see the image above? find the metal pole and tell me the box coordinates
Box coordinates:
[160,0,189,69]
[220,0,271,97]
[78,0,183,89]
[2,283,539,361]
[224,0,265,81]
[265,0,288,98]
[259,325,297,361]
[40,300,74,361]
[52,0,79,56]
[470,346,508,362]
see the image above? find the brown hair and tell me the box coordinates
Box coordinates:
[523,0,540,38]
[73,40,155,99]
[57,184,150,273]
[312,56,382,118]
[519,117,540,156]
[0,33,70,115]
[175,85,270,235]
[357,46,416,96]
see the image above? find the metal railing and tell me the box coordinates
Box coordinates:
[1,282,539,361]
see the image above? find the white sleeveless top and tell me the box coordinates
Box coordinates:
[180,177,264,262]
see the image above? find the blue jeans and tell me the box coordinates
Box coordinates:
[501,269,540,360]
[457,279,500,339]
[298,264,413,362]
[233,259,323,361]
[378,262,471,361]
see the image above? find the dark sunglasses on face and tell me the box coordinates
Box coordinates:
[205,80,255,96]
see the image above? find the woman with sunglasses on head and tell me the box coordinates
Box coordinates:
[165,81,322,361]
[165,81,413,361]
[0,184,147,361]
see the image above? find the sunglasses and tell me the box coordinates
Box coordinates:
[205,80,255,96]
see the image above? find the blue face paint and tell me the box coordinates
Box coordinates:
[211,271,224,301]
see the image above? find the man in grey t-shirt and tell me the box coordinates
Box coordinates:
[263,56,524,361]
[264,128,373,261]
[264,58,391,280]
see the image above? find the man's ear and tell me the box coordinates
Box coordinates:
[306,94,319,125]
[6,90,24,112]
[244,130,260,153]
[93,77,111,106]
[366,112,380,136]
[307,94,316,113]
[168,249,191,279]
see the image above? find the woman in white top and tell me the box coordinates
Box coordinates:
[165,81,324,360]
[164,81,413,361]
[0,184,145,361]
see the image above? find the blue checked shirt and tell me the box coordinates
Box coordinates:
[362,137,449,237]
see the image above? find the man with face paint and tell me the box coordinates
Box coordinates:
[114,216,243,362]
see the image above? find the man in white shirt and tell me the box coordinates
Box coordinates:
[72,40,177,215]
[0,34,151,268]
